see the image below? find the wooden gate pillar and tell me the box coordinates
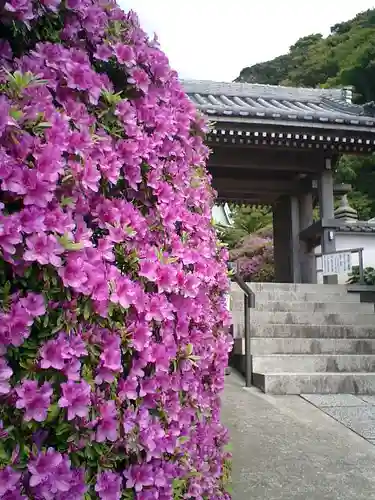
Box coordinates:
[299,191,316,283]
[273,195,301,283]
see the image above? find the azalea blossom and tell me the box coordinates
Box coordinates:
[15,380,53,422]
[0,0,231,497]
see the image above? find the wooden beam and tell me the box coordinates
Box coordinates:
[299,218,345,243]
[208,146,324,172]
[212,177,306,195]
[217,192,278,204]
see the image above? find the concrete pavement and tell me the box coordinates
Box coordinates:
[222,371,375,500]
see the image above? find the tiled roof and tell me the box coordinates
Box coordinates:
[182,79,375,129]
[336,221,375,233]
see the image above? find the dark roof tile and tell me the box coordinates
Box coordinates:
[182,79,375,129]
[336,222,375,233]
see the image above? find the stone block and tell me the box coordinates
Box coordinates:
[255,291,361,303]
[251,310,375,326]
[250,283,351,293]
[253,355,375,373]
[359,396,375,405]
[255,301,374,313]
[301,394,367,407]
[250,338,375,355]
[251,324,375,339]
[253,372,375,395]
[322,406,375,439]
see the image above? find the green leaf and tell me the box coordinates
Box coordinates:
[43,314,49,328]
[34,121,51,131]
[124,225,136,237]
[9,107,23,120]
[70,452,81,467]
[92,442,106,455]
[186,343,193,356]
[58,233,84,251]
[56,422,71,436]
[0,443,10,462]
[83,301,91,321]
[122,489,135,500]
[60,196,74,207]
[178,436,190,444]
[47,403,60,422]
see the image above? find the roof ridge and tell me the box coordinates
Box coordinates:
[322,96,365,115]
[181,79,345,102]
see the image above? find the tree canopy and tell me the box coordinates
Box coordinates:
[237,9,375,104]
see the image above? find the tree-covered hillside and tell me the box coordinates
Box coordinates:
[237,9,375,104]
[236,9,375,219]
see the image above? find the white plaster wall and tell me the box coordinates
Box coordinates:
[315,233,375,284]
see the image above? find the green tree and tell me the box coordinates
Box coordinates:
[217,205,272,248]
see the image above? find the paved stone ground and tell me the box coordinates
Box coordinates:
[222,371,375,500]
[301,394,375,445]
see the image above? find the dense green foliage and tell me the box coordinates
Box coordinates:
[237,9,375,220]
[237,9,375,103]
[347,266,375,285]
[217,205,272,248]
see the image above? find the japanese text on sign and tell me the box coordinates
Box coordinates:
[322,251,352,276]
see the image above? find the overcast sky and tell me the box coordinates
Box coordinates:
[120,0,375,82]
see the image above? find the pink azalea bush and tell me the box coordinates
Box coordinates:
[0,1,232,498]
[230,234,274,282]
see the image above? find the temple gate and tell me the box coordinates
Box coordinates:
[183,80,375,284]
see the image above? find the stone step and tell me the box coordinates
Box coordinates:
[253,355,375,373]
[250,283,352,294]
[254,291,361,303]
[255,301,374,313]
[251,311,375,326]
[250,338,375,355]
[253,372,375,395]
[251,324,375,338]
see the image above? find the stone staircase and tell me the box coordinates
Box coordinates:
[249,283,375,394]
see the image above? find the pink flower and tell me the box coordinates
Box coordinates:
[96,401,118,442]
[40,334,70,370]
[58,380,91,420]
[139,258,158,282]
[15,380,52,422]
[114,44,135,66]
[95,471,122,500]
[19,207,46,234]
[128,68,150,93]
[24,233,64,267]
[130,323,151,351]
[58,255,88,289]
[94,44,113,61]
[41,0,61,12]
[0,358,12,395]
[123,464,154,492]
[118,376,138,401]
[19,293,46,317]
[110,277,135,309]
[0,466,21,496]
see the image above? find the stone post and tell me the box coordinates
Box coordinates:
[318,160,337,284]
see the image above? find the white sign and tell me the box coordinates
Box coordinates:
[322,251,352,276]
